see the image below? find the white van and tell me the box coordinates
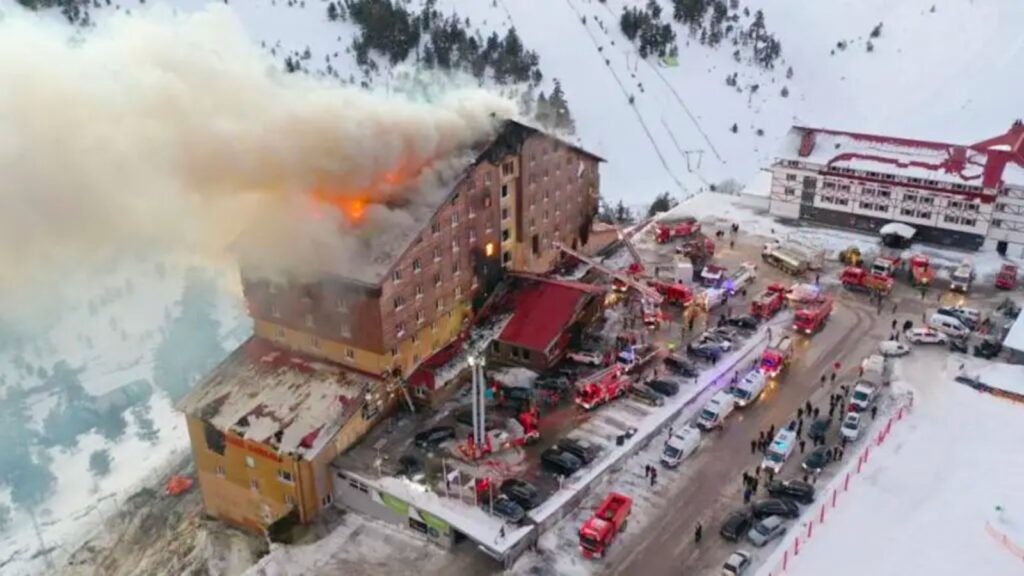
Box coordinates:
[697,288,727,312]
[849,382,877,412]
[696,391,736,430]
[661,426,702,468]
[731,370,767,407]
[928,313,969,338]
[760,428,797,473]
[950,258,974,293]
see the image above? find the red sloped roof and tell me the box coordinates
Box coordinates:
[498,280,595,354]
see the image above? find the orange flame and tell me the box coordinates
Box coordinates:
[308,159,430,224]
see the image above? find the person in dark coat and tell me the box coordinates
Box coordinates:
[751,439,757,454]
[768,424,776,438]
[871,405,878,420]
[805,400,813,414]
[743,488,752,504]
[813,406,820,419]
[695,523,703,543]
[891,319,898,330]
[799,439,806,454]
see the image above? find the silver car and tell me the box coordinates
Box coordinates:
[747,515,787,547]
[722,550,752,575]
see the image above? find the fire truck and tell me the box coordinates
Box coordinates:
[655,217,701,244]
[701,264,726,287]
[840,267,894,295]
[650,280,693,307]
[750,284,787,319]
[760,334,794,378]
[575,366,632,411]
[793,296,833,334]
[908,254,935,287]
[996,263,1018,290]
[579,492,633,559]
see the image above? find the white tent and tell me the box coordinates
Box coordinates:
[879,222,917,239]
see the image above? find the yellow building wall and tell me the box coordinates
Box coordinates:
[256,299,472,377]
[185,416,306,529]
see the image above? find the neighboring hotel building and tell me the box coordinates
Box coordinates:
[768,121,1024,254]
[179,120,603,532]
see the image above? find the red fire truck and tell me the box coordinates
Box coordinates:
[996,263,1018,290]
[793,296,833,334]
[651,280,693,306]
[749,283,787,319]
[575,367,631,411]
[579,492,633,559]
[908,254,935,287]
[655,218,701,243]
[760,335,794,378]
[840,267,894,295]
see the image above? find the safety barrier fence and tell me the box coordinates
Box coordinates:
[760,393,914,576]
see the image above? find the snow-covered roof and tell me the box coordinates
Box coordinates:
[778,123,1024,191]
[178,337,377,460]
[1003,310,1024,354]
[879,222,917,239]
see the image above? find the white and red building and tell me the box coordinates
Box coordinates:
[768,121,1024,254]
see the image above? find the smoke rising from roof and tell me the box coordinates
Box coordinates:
[0,5,515,324]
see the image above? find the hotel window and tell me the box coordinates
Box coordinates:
[412,258,421,273]
[433,247,441,261]
[502,229,511,242]
[436,299,445,311]
[950,200,963,209]
[503,251,512,264]
[270,302,280,318]
[390,347,398,357]
[823,181,836,190]
[396,322,407,338]
[919,196,935,205]
[415,284,423,299]
[452,261,461,275]
[340,320,351,338]
[305,313,315,328]
[345,348,355,360]
[966,203,979,212]
[786,173,797,182]
[469,204,476,218]
[393,296,405,310]
[784,187,795,197]
[484,172,493,185]
[905,193,917,203]
[285,494,295,507]
[501,184,510,198]
[277,470,294,484]
[452,238,460,252]
[838,184,851,192]
[311,336,321,349]
[246,456,256,469]
[336,296,349,312]
[250,479,260,492]
[900,207,916,217]
[215,466,225,477]
[275,326,285,339]
[502,207,510,220]
[455,285,463,298]
[943,214,958,224]
[917,210,931,219]
[416,310,424,324]
[502,161,514,177]
[431,221,441,235]
[961,218,977,227]
[433,272,442,287]
[430,321,437,333]
[451,213,459,226]
[483,194,492,208]
[412,334,419,344]
[878,189,891,198]
[469,229,477,242]
[392,269,402,283]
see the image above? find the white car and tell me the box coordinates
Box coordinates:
[722,550,752,575]
[849,383,877,412]
[840,412,862,441]
[567,350,603,366]
[878,340,911,357]
[905,328,948,345]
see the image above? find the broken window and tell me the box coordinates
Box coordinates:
[203,422,226,455]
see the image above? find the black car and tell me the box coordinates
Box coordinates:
[751,498,800,520]
[629,385,666,407]
[807,418,830,443]
[974,339,1002,359]
[557,437,602,465]
[647,379,681,397]
[500,478,542,510]
[949,338,969,354]
[501,385,536,405]
[491,495,526,524]
[688,342,723,362]
[413,426,455,449]
[726,315,760,331]
[541,447,584,476]
[664,354,699,378]
[396,454,422,478]
[767,479,815,504]
[802,446,831,473]
[719,510,753,541]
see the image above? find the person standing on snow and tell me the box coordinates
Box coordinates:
[695,523,703,544]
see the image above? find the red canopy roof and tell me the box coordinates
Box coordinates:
[498,278,599,354]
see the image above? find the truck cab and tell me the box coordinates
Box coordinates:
[760,336,793,378]
[579,492,633,558]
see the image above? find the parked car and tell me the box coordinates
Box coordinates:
[849,383,877,412]
[719,510,754,542]
[878,340,911,357]
[766,479,815,504]
[974,339,1003,359]
[700,332,734,351]
[840,412,862,441]
[647,379,681,397]
[928,312,970,338]
[664,354,700,378]
[500,478,542,510]
[726,315,760,331]
[937,306,981,330]
[541,447,583,476]
[709,327,739,341]
[905,328,948,345]
[491,495,526,524]
[557,437,602,465]
[801,446,831,474]
[535,375,571,393]
[949,338,969,354]
[567,349,604,366]
[747,515,787,547]
[751,498,800,520]
[722,550,753,576]
[414,426,456,449]
[661,426,702,468]
[807,418,830,443]
[689,341,724,362]
[628,385,665,407]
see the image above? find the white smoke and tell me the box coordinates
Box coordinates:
[0,4,516,324]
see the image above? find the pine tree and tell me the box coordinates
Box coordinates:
[647,192,676,217]
[535,91,554,129]
[548,79,576,134]
[327,2,338,21]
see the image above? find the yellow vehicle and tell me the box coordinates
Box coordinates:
[838,246,862,267]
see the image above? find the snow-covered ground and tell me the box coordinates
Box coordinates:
[0,258,249,576]
[762,352,1024,576]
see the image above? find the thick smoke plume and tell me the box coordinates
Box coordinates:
[0,5,515,324]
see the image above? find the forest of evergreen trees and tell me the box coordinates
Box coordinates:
[619,0,678,60]
[671,0,783,69]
